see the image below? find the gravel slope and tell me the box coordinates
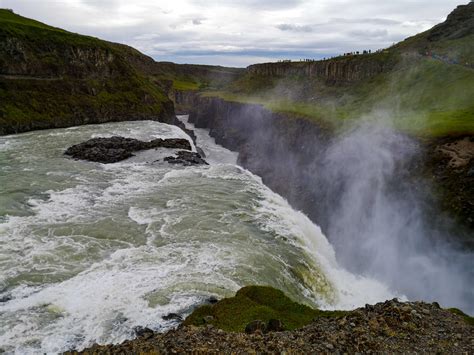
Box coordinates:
[70,299,473,354]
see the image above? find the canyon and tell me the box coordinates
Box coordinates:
[0,3,473,353]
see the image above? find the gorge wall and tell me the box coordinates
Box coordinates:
[184,94,381,225]
[177,92,333,230]
[177,91,474,236]
[247,53,397,84]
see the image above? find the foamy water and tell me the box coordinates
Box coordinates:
[0,117,396,354]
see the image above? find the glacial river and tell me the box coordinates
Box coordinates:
[0,116,394,353]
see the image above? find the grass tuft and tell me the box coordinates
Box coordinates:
[183,285,347,332]
[448,308,474,326]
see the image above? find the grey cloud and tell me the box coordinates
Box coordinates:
[78,0,120,9]
[193,0,306,10]
[349,29,389,39]
[331,17,401,25]
[321,0,461,26]
[192,18,203,25]
[276,24,313,32]
[275,17,401,34]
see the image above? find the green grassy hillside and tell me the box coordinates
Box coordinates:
[152,61,244,91]
[0,9,174,135]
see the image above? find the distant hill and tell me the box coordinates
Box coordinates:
[189,2,474,137]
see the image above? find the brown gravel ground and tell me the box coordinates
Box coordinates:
[69,299,473,354]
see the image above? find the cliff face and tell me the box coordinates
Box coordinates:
[178,91,474,239]
[0,38,117,78]
[246,53,397,84]
[172,89,203,113]
[183,92,338,231]
[0,9,175,135]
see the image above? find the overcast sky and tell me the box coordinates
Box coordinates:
[0,0,465,67]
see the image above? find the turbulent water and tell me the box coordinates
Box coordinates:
[0,116,394,353]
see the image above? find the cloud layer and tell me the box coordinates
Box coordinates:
[0,0,464,66]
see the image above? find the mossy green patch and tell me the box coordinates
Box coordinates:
[151,62,244,93]
[352,59,474,135]
[172,79,200,91]
[200,91,350,134]
[448,308,474,326]
[183,286,347,332]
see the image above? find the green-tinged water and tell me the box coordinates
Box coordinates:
[0,117,393,354]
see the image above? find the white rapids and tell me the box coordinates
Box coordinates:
[0,116,397,354]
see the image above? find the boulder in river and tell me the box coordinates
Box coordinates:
[64,136,192,163]
[164,151,208,166]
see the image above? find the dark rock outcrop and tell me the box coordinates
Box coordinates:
[0,295,12,303]
[424,136,474,230]
[266,318,285,332]
[427,2,474,41]
[207,297,219,304]
[245,319,285,334]
[133,327,154,339]
[172,89,203,114]
[64,136,191,163]
[164,151,208,166]
[162,313,183,322]
[244,320,266,334]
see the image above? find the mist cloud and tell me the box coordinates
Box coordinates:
[320,119,474,313]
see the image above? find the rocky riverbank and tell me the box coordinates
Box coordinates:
[70,286,474,354]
